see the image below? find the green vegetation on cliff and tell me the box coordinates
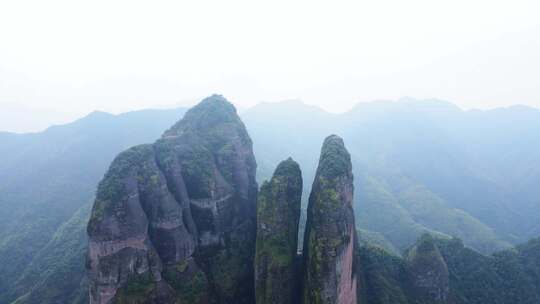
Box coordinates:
[358,234,540,304]
[255,158,303,304]
[303,135,358,304]
[162,259,208,303]
[405,234,449,303]
[3,97,540,303]
[243,99,540,254]
[0,108,186,304]
[87,95,258,304]
[113,273,156,304]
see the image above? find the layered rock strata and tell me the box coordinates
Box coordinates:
[87,95,258,304]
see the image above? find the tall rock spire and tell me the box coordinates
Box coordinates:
[255,158,303,304]
[406,234,450,303]
[87,94,258,304]
[302,135,358,304]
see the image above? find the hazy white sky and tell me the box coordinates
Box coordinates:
[1,0,540,132]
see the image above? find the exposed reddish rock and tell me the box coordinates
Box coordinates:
[302,135,359,304]
[87,95,257,304]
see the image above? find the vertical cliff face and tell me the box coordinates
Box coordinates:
[255,158,303,304]
[87,95,257,304]
[303,135,358,304]
[406,234,450,303]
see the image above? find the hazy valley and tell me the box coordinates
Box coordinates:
[1,96,540,303]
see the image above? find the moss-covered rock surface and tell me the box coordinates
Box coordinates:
[255,158,302,304]
[302,135,359,304]
[87,95,258,304]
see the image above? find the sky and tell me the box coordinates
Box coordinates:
[1,0,540,132]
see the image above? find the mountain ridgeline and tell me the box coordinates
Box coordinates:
[1,95,540,303]
[243,99,540,255]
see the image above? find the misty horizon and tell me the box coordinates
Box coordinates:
[2,95,540,133]
[2,0,540,133]
[2,1,540,303]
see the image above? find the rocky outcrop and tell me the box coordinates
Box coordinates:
[302,135,358,304]
[406,234,450,303]
[255,158,302,304]
[87,95,258,304]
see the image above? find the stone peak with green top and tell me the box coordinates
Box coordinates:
[255,157,303,304]
[406,233,446,265]
[163,94,242,137]
[273,157,301,179]
[87,95,257,304]
[406,233,450,303]
[413,234,438,254]
[303,135,357,304]
[317,135,352,180]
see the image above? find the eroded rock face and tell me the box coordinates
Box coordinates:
[406,234,450,303]
[302,135,358,304]
[87,95,257,304]
[255,158,302,304]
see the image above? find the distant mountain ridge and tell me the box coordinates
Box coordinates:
[1,97,540,303]
[243,98,540,251]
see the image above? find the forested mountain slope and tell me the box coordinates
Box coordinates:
[359,235,540,304]
[243,98,540,253]
[0,108,186,303]
[1,97,540,303]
